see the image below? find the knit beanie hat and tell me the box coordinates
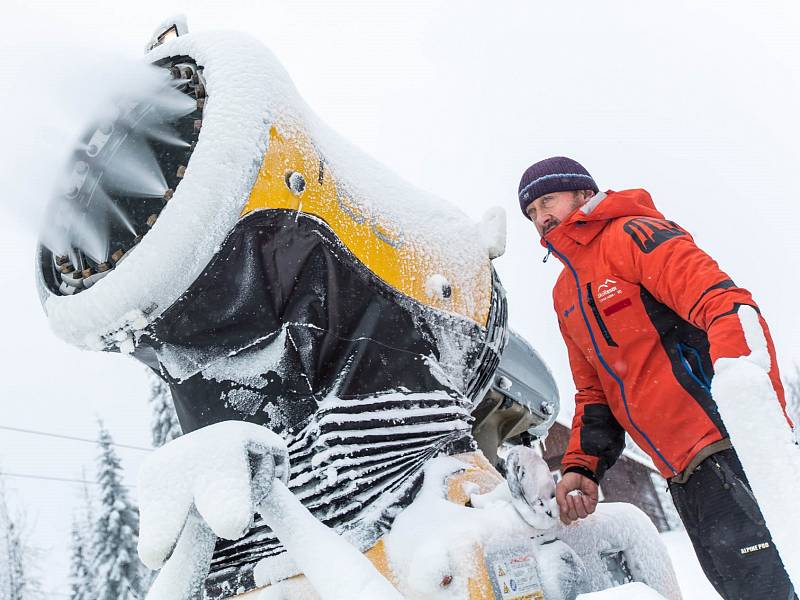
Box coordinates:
[518,157,599,218]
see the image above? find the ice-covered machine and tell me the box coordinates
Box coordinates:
[35,18,681,600]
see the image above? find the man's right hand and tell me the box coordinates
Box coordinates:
[556,471,599,525]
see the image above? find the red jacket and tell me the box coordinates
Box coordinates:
[545,189,787,479]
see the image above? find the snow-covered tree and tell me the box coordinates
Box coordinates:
[91,423,145,600]
[147,371,182,447]
[0,478,42,599]
[68,519,95,600]
[0,518,26,599]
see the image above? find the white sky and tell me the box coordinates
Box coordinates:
[1,0,799,594]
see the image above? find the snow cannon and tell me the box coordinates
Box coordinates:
[35,20,681,600]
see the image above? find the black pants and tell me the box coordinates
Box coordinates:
[668,448,796,600]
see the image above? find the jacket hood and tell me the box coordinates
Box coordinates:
[541,188,665,250]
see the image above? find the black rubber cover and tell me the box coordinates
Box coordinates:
[132,209,506,596]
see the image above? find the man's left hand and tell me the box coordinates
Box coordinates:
[556,472,599,524]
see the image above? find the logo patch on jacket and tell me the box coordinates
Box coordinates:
[623,218,686,253]
[563,305,575,318]
[596,279,621,303]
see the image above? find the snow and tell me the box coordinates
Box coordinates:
[201,328,287,387]
[135,421,694,599]
[137,421,289,570]
[660,530,721,600]
[577,582,667,599]
[43,32,290,351]
[144,511,217,600]
[556,504,681,600]
[712,306,800,589]
[425,273,452,300]
[383,456,533,599]
[503,445,559,530]
[255,480,402,600]
[383,454,680,599]
[478,206,507,260]
[139,420,402,600]
[41,30,498,352]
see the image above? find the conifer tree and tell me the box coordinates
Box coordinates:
[1,521,26,599]
[68,519,94,600]
[0,478,41,599]
[147,372,182,447]
[91,424,144,600]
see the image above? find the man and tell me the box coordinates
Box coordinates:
[518,156,795,599]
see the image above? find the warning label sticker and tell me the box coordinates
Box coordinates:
[486,544,545,600]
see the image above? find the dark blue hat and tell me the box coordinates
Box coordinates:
[518,157,598,218]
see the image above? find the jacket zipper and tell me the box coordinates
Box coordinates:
[546,241,677,475]
[586,283,619,347]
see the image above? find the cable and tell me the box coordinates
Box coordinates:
[1,471,135,489]
[0,425,152,452]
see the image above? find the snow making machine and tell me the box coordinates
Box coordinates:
[35,19,681,600]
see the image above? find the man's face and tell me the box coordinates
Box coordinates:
[526,190,590,237]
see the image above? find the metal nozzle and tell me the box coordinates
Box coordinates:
[146,214,158,228]
[176,165,187,178]
[61,270,84,288]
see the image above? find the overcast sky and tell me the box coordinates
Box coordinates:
[1,0,799,593]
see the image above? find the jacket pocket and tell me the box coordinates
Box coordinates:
[711,453,766,527]
[677,342,712,392]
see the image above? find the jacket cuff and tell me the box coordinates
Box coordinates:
[562,465,600,485]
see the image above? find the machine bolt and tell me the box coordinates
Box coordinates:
[286,171,306,195]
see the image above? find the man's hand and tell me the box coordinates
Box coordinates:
[556,471,599,525]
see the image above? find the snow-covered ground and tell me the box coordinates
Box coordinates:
[661,530,721,600]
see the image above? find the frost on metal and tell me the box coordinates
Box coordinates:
[557,503,681,599]
[208,388,475,593]
[40,31,496,351]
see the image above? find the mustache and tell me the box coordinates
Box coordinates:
[542,218,560,235]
